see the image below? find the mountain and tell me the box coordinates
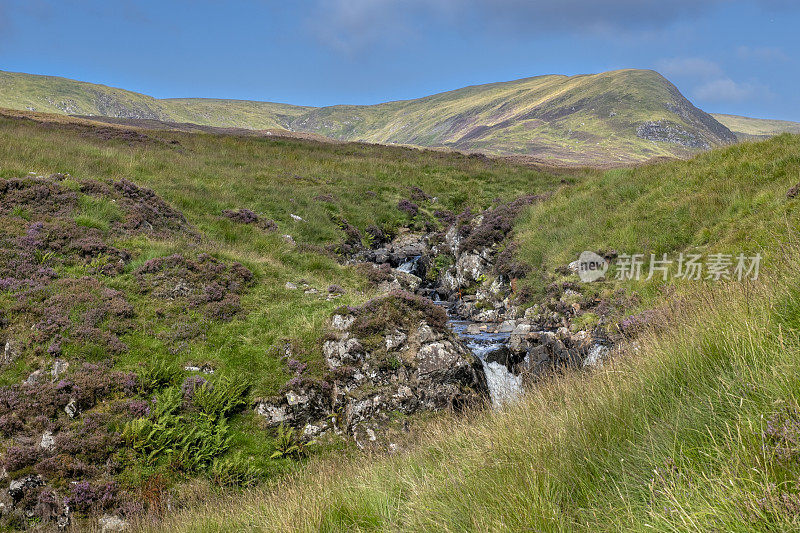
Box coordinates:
[711,112,800,140]
[0,68,737,164]
[0,70,311,129]
[291,69,737,164]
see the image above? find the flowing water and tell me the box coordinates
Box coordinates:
[448,318,524,406]
[397,255,421,275]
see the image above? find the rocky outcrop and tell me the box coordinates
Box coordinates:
[636,120,709,149]
[255,291,486,447]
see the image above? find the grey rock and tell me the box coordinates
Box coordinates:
[322,336,363,368]
[255,402,288,425]
[385,330,407,351]
[455,253,488,285]
[40,431,56,451]
[498,320,516,333]
[330,314,355,331]
[466,323,482,335]
[8,475,43,503]
[64,399,79,419]
[511,323,532,336]
[25,370,44,385]
[98,514,129,532]
[2,339,19,366]
[285,281,298,290]
[417,341,463,376]
[51,359,69,381]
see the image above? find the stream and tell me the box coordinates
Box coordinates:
[396,254,525,406]
[447,316,524,407]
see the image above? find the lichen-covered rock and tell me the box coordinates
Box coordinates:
[255,291,487,446]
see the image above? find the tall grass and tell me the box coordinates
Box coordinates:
[143,244,800,532]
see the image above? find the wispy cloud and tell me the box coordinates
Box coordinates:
[310,0,800,54]
[658,55,773,104]
[658,57,724,79]
[736,45,788,62]
[693,77,771,102]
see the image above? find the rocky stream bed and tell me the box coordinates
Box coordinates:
[256,198,615,448]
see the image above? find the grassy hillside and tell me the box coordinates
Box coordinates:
[712,113,800,140]
[0,69,737,165]
[292,69,735,164]
[0,105,798,531]
[515,133,800,300]
[0,71,309,129]
[144,134,800,532]
[0,109,563,526]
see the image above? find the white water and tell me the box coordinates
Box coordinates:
[448,319,524,406]
[397,256,421,274]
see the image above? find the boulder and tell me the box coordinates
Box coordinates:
[51,359,69,381]
[256,293,487,445]
[39,431,56,451]
[98,515,129,532]
[8,475,43,504]
[455,253,488,286]
[2,339,19,366]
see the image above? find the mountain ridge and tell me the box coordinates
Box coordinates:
[0,68,737,164]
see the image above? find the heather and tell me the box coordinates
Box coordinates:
[0,110,561,528]
[148,236,800,533]
[2,109,800,531]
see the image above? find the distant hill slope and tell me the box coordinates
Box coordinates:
[0,70,310,129]
[711,113,800,140]
[0,68,737,164]
[291,69,736,164]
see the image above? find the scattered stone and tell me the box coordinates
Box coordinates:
[2,339,19,366]
[788,183,800,199]
[285,282,298,290]
[25,370,44,385]
[51,359,69,381]
[183,363,214,374]
[583,344,609,368]
[64,399,79,419]
[290,213,304,222]
[39,430,56,451]
[282,234,296,245]
[385,330,407,351]
[98,514,129,532]
[330,314,355,331]
[498,320,516,333]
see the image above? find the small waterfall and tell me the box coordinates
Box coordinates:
[448,318,524,406]
[397,256,421,275]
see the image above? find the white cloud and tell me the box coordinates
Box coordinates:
[693,78,771,103]
[309,0,800,54]
[657,57,724,80]
[736,45,788,62]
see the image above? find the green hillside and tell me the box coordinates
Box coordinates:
[148,134,800,533]
[291,69,736,164]
[0,69,737,165]
[712,112,800,140]
[0,70,309,129]
[1,102,799,531]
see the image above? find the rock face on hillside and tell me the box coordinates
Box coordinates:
[255,292,486,448]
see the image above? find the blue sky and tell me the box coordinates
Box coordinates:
[1,0,798,120]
